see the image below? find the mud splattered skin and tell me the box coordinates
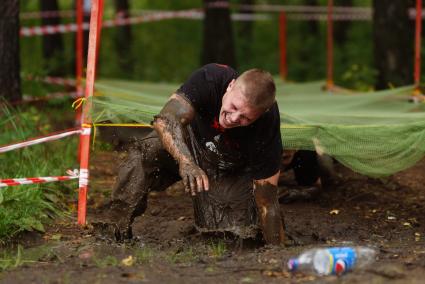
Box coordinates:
[253,181,285,245]
[154,94,209,196]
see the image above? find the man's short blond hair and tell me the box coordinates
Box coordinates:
[235,69,276,111]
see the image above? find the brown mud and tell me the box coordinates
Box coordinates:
[1,150,425,283]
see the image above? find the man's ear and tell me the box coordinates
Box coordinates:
[226,79,236,92]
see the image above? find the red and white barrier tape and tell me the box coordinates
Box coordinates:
[21,22,90,37]
[20,9,201,37]
[23,91,79,102]
[20,10,76,20]
[5,92,80,106]
[0,169,79,188]
[25,75,77,87]
[288,13,372,21]
[0,128,81,154]
[20,6,371,20]
[207,2,371,14]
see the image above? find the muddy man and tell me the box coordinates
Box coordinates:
[96,64,285,245]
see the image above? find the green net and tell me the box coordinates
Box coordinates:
[91,79,425,177]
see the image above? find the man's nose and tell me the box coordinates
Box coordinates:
[229,113,240,123]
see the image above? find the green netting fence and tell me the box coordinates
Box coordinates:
[90,79,425,177]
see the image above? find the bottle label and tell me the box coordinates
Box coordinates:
[327,247,356,274]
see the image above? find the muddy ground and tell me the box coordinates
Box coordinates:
[1,150,425,284]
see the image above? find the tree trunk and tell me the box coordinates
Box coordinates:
[236,0,254,62]
[334,0,352,44]
[305,0,319,35]
[0,0,21,103]
[202,0,237,68]
[373,0,414,89]
[113,0,133,77]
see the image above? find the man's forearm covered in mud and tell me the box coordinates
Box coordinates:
[153,93,209,196]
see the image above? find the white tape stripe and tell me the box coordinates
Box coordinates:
[0,129,82,154]
[78,168,89,187]
[0,176,78,188]
[81,128,91,135]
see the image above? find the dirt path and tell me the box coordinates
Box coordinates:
[1,151,424,283]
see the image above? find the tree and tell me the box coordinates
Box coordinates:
[202,0,237,68]
[40,0,66,76]
[334,0,352,44]
[236,0,254,62]
[0,0,21,102]
[373,0,414,89]
[113,0,134,77]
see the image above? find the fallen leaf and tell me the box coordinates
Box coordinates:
[78,250,94,260]
[52,234,63,241]
[121,255,135,266]
[387,216,396,220]
[329,209,340,215]
[415,232,421,242]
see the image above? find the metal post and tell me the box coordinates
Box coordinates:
[279,11,287,80]
[77,0,104,225]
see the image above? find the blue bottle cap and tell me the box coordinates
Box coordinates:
[288,258,299,271]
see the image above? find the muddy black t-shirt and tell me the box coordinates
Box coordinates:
[176,63,282,180]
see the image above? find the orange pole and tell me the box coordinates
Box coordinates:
[279,12,287,80]
[414,0,422,91]
[77,0,104,225]
[75,0,84,161]
[76,0,84,96]
[326,0,334,90]
[94,0,104,78]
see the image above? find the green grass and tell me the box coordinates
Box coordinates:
[92,255,119,268]
[0,101,79,243]
[207,240,227,259]
[134,246,155,264]
[167,247,198,264]
[0,245,25,271]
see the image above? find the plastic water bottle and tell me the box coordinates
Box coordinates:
[287,247,377,275]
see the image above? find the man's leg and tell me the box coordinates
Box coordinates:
[253,182,285,245]
[191,171,260,239]
[279,150,323,203]
[93,131,180,241]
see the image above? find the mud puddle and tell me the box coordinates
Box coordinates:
[1,151,425,283]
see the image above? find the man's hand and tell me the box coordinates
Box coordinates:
[179,161,209,195]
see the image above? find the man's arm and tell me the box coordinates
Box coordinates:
[153,93,209,195]
[253,170,285,245]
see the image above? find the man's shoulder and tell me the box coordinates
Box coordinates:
[201,63,238,82]
[250,102,281,134]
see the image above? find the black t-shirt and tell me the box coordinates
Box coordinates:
[176,63,282,180]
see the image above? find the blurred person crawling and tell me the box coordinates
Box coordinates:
[94,63,286,244]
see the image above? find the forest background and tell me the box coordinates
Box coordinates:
[17,0,403,93]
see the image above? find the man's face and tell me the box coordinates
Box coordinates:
[219,79,263,129]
